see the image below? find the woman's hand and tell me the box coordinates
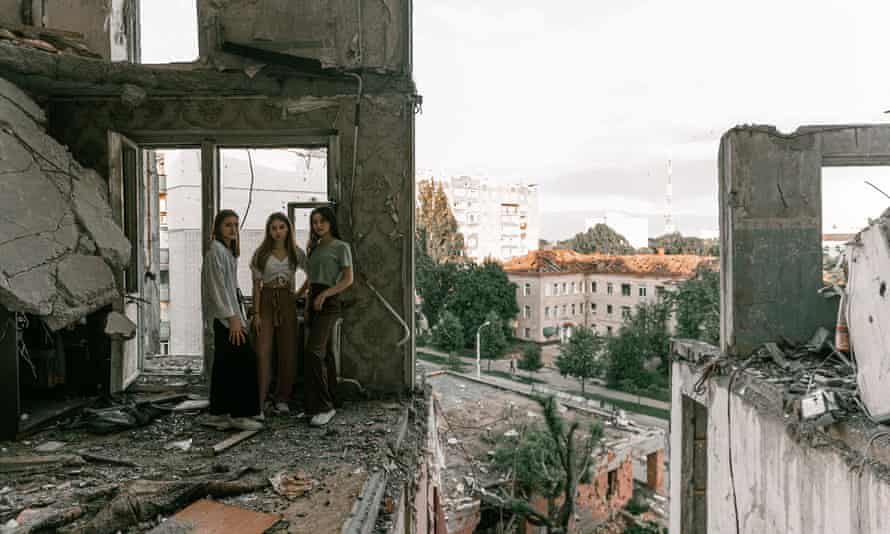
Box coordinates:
[228,316,246,346]
[313,291,329,311]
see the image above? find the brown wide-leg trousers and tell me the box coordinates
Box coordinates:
[255,286,297,403]
[304,284,340,415]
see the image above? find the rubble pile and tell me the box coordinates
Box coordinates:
[0,76,130,329]
[0,384,413,533]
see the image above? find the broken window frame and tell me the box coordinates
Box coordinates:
[109,128,340,391]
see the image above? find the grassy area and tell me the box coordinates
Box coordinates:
[486,369,545,385]
[417,350,467,371]
[570,390,670,421]
[605,383,671,403]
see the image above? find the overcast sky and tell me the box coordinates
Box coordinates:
[142,0,890,240]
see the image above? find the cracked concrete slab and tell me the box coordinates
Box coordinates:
[0,76,130,329]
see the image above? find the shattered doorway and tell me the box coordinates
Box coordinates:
[219,147,329,302]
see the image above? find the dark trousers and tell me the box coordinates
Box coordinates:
[255,287,298,403]
[304,284,340,415]
[210,319,261,418]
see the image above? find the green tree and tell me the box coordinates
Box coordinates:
[443,260,519,347]
[518,343,544,374]
[414,238,458,328]
[479,310,508,371]
[558,224,634,255]
[554,327,604,393]
[432,310,464,356]
[668,267,720,345]
[605,302,671,390]
[648,232,719,256]
[488,396,604,533]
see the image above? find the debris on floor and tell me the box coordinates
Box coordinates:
[269,470,317,500]
[148,499,280,534]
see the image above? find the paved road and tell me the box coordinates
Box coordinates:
[417,347,671,411]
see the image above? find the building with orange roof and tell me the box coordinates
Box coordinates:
[504,249,716,343]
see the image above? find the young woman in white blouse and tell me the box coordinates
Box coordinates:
[250,212,307,417]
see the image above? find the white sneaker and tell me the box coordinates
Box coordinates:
[274,402,290,414]
[253,412,266,422]
[310,409,336,427]
[231,417,264,431]
[204,414,233,430]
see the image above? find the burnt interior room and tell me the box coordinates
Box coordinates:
[0,0,417,441]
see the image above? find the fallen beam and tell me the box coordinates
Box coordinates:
[212,430,261,455]
[0,454,85,473]
[81,452,139,468]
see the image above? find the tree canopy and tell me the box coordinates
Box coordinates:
[443,260,519,347]
[431,310,464,355]
[554,326,605,393]
[667,267,720,345]
[648,232,719,256]
[604,302,671,390]
[558,224,634,255]
[479,310,508,370]
[416,179,465,263]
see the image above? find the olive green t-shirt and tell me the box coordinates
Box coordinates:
[308,239,353,287]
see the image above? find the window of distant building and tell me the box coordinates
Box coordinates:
[562,282,567,294]
[562,304,567,316]
[524,305,532,319]
[621,306,631,320]
[553,283,559,296]
[524,327,531,338]
[607,326,613,336]
[656,285,666,298]
[545,306,550,319]
[607,304,613,315]
[571,281,576,294]
[621,284,631,297]
[639,285,647,298]
[571,304,576,315]
[607,283,614,296]
[523,283,531,297]
[591,281,597,293]
[591,303,597,314]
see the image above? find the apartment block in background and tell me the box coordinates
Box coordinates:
[506,249,715,343]
[433,175,540,262]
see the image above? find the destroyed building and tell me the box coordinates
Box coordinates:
[671,125,890,533]
[0,2,447,533]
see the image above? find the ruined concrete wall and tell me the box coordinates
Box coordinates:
[0,77,130,329]
[48,90,414,391]
[197,0,410,72]
[671,360,890,533]
[719,124,890,356]
[0,1,21,26]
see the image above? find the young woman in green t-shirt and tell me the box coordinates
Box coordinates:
[298,206,353,426]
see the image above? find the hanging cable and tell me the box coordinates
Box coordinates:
[241,149,256,229]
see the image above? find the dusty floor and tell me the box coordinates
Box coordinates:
[2,368,411,533]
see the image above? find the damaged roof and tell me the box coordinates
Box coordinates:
[503,249,717,278]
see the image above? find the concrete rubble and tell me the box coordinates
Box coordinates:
[0,76,129,330]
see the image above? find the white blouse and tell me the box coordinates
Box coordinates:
[251,252,305,286]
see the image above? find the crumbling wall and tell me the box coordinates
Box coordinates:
[671,360,890,533]
[719,124,890,356]
[196,0,409,73]
[48,89,414,391]
[0,77,130,329]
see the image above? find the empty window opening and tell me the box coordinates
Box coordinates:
[606,469,618,499]
[621,283,631,297]
[140,0,199,64]
[821,166,890,267]
[681,395,708,534]
[150,149,203,360]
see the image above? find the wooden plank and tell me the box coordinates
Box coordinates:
[18,397,96,437]
[0,454,85,473]
[132,392,188,406]
[0,305,19,441]
[151,499,279,534]
[211,430,261,455]
[81,453,139,468]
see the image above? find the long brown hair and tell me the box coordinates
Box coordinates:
[252,212,303,271]
[307,206,342,258]
[211,209,240,257]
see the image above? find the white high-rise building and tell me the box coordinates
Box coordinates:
[584,212,650,249]
[433,176,540,263]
